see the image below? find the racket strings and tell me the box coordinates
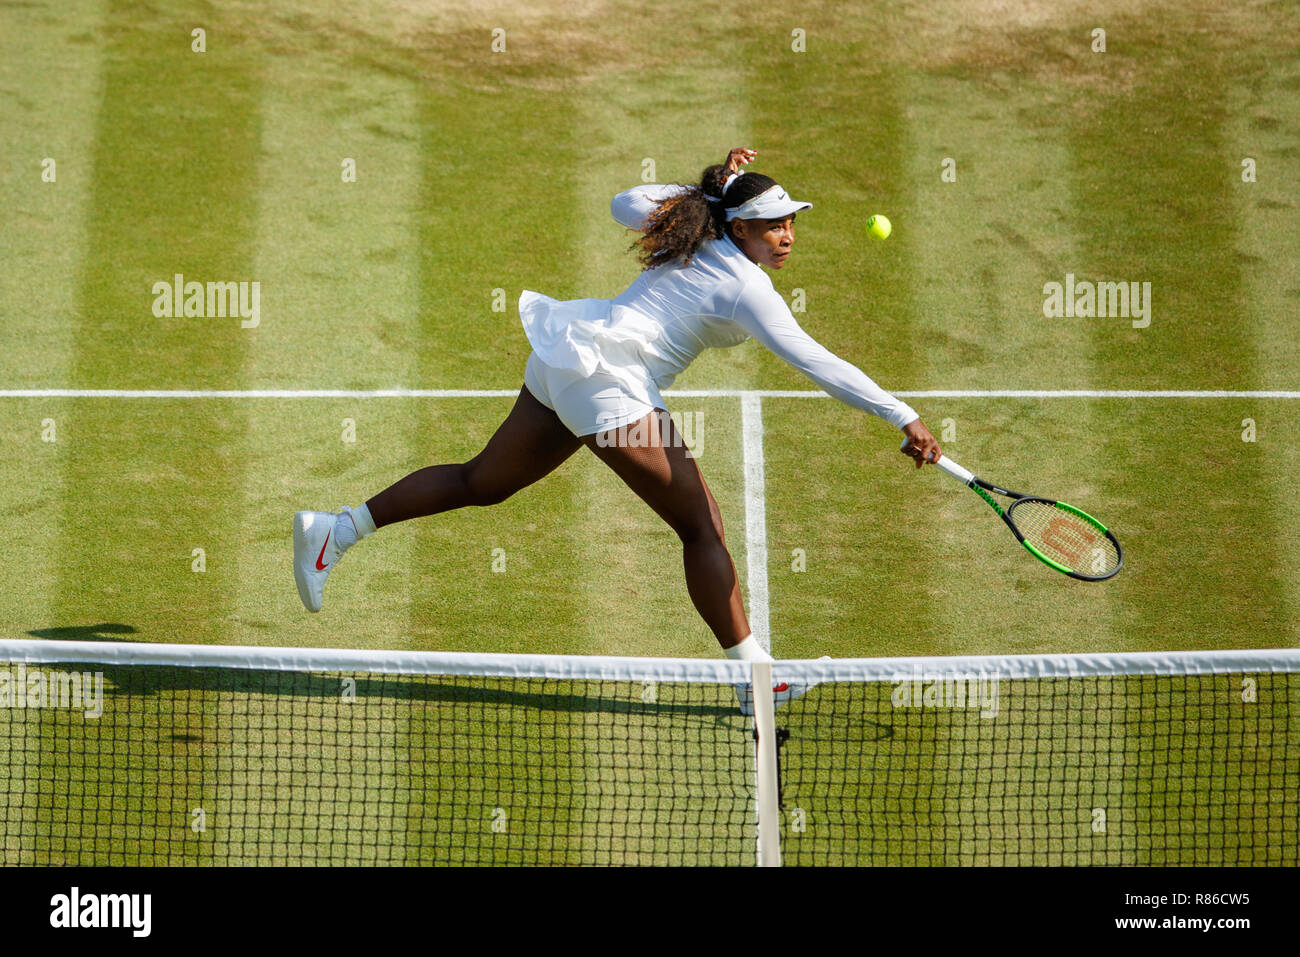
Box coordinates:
[1009,500,1120,576]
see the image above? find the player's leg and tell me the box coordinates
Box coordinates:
[581,409,750,650]
[365,385,582,526]
[583,407,822,714]
[294,384,580,611]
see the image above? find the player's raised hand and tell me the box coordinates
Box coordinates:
[725,148,757,173]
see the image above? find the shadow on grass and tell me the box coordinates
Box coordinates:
[11,657,741,721]
[25,624,138,642]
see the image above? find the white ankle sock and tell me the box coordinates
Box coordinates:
[350,503,377,537]
[334,504,376,552]
[723,634,772,662]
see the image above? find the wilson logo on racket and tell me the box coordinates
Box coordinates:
[928,452,1123,582]
[1040,516,1099,566]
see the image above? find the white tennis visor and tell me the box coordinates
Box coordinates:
[724,185,813,222]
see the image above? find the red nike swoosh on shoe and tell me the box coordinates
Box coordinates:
[315,531,331,571]
[773,683,789,692]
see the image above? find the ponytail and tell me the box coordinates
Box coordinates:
[632,164,777,268]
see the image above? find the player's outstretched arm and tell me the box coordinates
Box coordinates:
[731,284,922,430]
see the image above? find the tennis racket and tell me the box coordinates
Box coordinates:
[930,454,1123,581]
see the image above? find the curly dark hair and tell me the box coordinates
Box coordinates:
[633,164,778,269]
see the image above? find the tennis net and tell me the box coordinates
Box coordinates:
[0,640,1295,866]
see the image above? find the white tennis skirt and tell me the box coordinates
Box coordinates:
[524,351,663,437]
[519,290,667,437]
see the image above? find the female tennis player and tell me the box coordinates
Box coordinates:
[295,147,941,688]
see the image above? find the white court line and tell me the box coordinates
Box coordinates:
[741,393,771,654]
[2,389,1298,399]
[0,389,521,399]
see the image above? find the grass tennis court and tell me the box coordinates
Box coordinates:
[2,0,1298,865]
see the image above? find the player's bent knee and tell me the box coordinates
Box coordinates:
[676,512,724,547]
[468,483,515,507]
[707,501,726,544]
[461,461,515,507]
[474,487,514,507]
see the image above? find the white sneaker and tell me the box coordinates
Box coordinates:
[293,509,348,612]
[734,658,830,716]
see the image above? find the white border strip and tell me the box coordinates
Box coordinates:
[741,393,771,652]
[894,390,1300,399]
[2,389,1298,400]
[1,639,1297,683]
[0,389,520,399]
[772,648,1300,683]
[0,639,751,683]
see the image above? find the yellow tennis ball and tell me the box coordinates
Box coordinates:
[867,214,892,240]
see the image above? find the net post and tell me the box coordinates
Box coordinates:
[752,660,782,867]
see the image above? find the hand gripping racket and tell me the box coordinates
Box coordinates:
[930,454,1123,581]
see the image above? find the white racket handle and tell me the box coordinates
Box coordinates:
[934,455,975,485]
[900,438,975,484]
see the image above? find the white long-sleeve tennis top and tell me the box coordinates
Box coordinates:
[518,184,919,430]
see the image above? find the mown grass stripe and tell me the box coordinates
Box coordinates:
[1227,54,1300,676]
[564,54,758,858]
[1060,22,1291,842]
[567,51,755,659]
[47,0,267,863]
[0,6,105,855]
[229,45,428,653]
